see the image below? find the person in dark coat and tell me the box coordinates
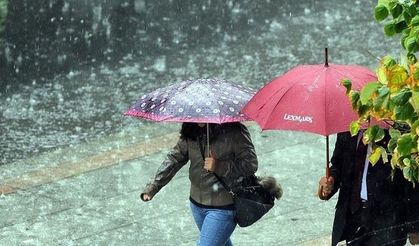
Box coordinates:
[318,131,419,246]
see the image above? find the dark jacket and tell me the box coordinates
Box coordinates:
[326,132,419,246]
[142,123,258,206]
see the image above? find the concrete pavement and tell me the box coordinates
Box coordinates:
[0,123,356,245]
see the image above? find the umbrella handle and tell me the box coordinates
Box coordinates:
[318,165,330,200]
[318,136,331,200]
[206,123,210,157]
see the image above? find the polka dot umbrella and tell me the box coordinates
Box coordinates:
[124,78,256,153]
[124,78,256,124]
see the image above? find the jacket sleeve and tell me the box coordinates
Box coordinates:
[142,137,189,198]
[215,125,258,178]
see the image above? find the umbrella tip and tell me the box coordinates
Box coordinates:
[324,47,329,67]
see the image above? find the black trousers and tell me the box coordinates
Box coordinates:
[343,201,407,246]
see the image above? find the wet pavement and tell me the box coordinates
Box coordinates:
[1,1,415,245]
[1,123,416,246]
[0,123,348,245]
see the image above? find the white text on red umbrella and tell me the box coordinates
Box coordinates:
[283,114,313,123]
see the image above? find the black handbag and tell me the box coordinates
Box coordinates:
[197,135,276,227]
[213,173,275,227]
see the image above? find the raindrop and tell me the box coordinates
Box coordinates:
[212,183,219,191]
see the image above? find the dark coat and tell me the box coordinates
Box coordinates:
[142,123,258,206]
[327,132,419,246]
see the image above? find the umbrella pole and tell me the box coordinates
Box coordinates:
[318,135,331,199]
[326,135,330,177]
[206,123,210,157]
[324,47,329,67]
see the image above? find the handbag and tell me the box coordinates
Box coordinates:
[213,173,275,227]
[197,135,276,227]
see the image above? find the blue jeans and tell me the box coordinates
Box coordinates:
[190,202,237,246]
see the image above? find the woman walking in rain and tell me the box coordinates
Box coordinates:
[140,122,257,246]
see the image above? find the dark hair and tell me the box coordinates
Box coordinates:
[180,122,242,141]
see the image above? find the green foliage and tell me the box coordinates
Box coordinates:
[346,0,419,183]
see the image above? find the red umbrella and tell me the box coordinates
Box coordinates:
[242,49,377,189]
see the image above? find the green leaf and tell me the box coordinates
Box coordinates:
[412,89,419,112]
[398,134,415,156]
[403,157,411,167]
[360,82,380,104]
[413,67,419,80]
[382,55,396,68]
[394,103,415,121]
[403,167,413,182]
[388,65,408,90]
[364,125,381,143]
[389,2,403,18]
[341,79,352,94]
[411,119,419,136]
[412,15,419,26]
[392,89,412,105]
[394,20,407,33]
[369,147,382,166]
[380,146,389,163]
[388,137,398,152]
[375,4,389,21]
[377,66,388,84]
[391,150,400,169]
[389,128,401,138]
[406,4,417,19]
[350,121,360,136]
[401,35,408,49]
[403,10,413,24]
[374,128,385,142]
[408,53,417,64]
[374,87,390,110]
[351,91,360,109]
[384,22,396,36]
[405,37,417,53]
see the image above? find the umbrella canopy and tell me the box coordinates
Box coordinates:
[242,63,376,136]
[124,78,256,124]
[242,50,377,190]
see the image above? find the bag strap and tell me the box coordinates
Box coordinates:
[197,136,235,196]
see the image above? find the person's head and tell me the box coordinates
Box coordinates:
[179,122,242,140]
[180,123,206,140]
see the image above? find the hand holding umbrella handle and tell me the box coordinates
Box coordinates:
[318,136,332,199]
[317,163,334,200]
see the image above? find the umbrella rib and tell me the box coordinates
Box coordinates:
[323,67,328,136]
[262,65,326,128]
[261,79,303,128]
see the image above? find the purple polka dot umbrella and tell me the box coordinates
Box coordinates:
[124,78,256,124]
